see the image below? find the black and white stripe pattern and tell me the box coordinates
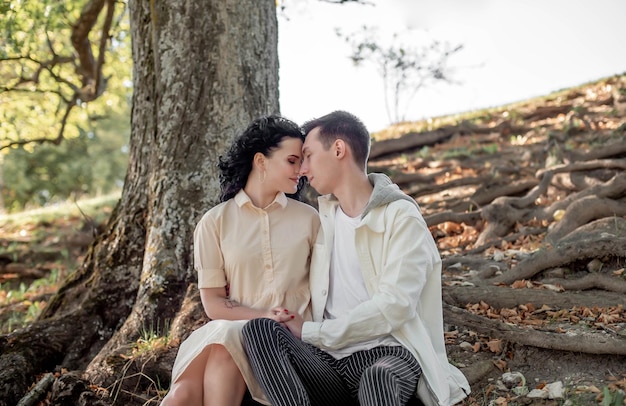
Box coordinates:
[242,318,422,406]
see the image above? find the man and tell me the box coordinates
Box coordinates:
[242,111,470,406]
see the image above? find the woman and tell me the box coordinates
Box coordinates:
[162,115,319,405]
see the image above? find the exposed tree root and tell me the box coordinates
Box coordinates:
[486,236,626,285]
[539,273,626,294]
[536,158,626,179]
[470,179,539,207]
[443,285,626,309]
[443,304,626,355]
[541,172,626,219]
[0,315,98,406]
[425,211,482,228]
[406,176,488,198]
[16,373,54,406]
[546,196,626,242]
[569,141,626,161]
[369,126,459,159]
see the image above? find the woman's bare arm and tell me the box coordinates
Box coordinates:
[200,287,293,322]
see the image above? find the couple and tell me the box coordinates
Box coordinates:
[162,111,470,406]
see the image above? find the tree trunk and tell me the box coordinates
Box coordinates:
[0,1,279,404]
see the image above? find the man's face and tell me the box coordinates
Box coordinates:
[300,127,335,195]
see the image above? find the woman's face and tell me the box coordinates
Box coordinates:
[263,137,303,194]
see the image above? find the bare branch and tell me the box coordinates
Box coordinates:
[71,0,106,90]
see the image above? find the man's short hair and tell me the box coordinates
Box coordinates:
[302,111,370,169]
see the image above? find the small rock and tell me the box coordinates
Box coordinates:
[526,381,564,400]
[544,267,567,278]
[546,381,564,399]
[447,262,463,271]
[459,341,474,352]
[501,371,526,389]
[587,258,603,272]
[493,250,504,261]
[527,388,549,399]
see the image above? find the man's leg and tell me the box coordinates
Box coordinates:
[242,318,354,406]
[340,346,422,406]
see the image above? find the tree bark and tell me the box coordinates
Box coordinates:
[0,0,279,403]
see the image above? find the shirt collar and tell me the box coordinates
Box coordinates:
[234,189,288,209]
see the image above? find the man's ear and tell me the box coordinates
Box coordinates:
[334,139,346,159]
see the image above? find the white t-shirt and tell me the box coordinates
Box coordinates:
[324,205,399,359]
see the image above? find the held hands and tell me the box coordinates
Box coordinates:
[267,307,293,323]
[269,307,304,339]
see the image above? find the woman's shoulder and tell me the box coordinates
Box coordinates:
[286,199,319,216]
[197,199,233,222]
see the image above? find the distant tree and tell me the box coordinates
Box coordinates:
[0,1,281,404]
[2,111,129,211]
[0,0,132,210]
[0,0,131,149]
[338,25,463,124]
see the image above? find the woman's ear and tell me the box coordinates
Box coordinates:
[253,152,266,170]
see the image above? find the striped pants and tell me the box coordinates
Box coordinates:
[242,318,422,406]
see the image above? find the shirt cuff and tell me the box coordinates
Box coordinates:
[301,321,322,346]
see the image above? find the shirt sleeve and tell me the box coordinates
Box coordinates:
[194,212,227,288]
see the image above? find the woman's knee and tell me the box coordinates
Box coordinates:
[208,343,235,363]
[161,381,200,406]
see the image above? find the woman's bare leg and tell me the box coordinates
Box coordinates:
[203,344,247,406]
[160,348,210,406]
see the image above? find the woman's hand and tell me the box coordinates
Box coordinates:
[283,312,304,339]
[270,307,304,339]
[268,307,294,323]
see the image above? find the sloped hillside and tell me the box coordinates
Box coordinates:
[1,76,624,405]
[369,74,626,405]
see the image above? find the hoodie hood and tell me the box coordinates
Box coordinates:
[362,173,420,218]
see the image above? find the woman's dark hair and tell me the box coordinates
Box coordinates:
[218,115,305,202]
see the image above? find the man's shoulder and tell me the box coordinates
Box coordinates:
[379,197,421,215]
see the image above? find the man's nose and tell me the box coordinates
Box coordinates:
[299,163,308,176]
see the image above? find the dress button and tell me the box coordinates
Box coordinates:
[321,289,327,296]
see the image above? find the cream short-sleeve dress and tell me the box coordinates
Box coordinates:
[170,190,319,404]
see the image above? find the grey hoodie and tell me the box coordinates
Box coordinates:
[362,172,420,218]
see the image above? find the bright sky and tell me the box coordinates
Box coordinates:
[277,0,626,133]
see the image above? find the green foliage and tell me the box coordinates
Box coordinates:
[602,386,625,406]
[0,0,131,211]
[2,110,128,211]
[0,268,59,334]
[134,319,172,357]
[0,0,132,146]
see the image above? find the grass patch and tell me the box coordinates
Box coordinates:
[0,192,120,334]
[0,191,121,230]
